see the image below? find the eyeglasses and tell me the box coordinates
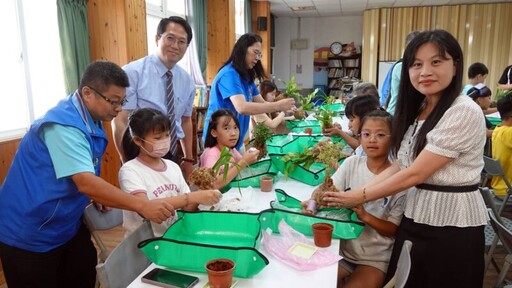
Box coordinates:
[360,131,391,140]
[88,86,127,107]
[250,49,262,60]
[161,34,188,49]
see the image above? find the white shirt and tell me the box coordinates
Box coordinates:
[119,158,190,237]
[397,95,488,227]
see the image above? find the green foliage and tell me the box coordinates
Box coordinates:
[279,76,301,98]
[252,122,273,145]
[211,147,242,196]
[496,88,512,101]
[211,147,236,184]
[281,147,316,178]
[297,88,319,111]
[314,107,337,128]
[281,140,345,178]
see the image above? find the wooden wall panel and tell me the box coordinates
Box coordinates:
[87,0,148,187]
[362,2,512,96]
[0,139,20,184]
[251,0,271,77]
[206,0,236,84]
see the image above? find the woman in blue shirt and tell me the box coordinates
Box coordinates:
[203,33,295,151]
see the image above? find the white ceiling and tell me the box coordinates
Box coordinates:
[266,0,512,17]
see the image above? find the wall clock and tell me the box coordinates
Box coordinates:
[330,42,343,55]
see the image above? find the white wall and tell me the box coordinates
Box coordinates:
[273,16,363,89]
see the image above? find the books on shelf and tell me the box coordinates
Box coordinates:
[193,85,210,107]
[328,59,342,67]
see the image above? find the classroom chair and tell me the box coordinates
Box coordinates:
[488,208,512,287]
[383,240,413,288]
[96,220,154,288]
[482,155,512,215]
[83,203,124,262]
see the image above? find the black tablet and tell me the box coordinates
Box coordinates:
[141,268,199,288]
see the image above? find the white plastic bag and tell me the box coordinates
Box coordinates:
[261,219,342,271]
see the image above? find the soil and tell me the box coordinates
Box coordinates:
[253,142,267,160]
[188,167,216,189]
[313,177,339,207]
[304,128,312,135]
[294,108,305,120]
[207,260,234,271]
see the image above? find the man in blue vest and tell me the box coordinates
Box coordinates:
[0,61,177,287]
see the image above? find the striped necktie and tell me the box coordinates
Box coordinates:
[166,70,179,163]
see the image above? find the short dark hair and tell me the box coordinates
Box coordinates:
[157,16,193,44]
[497,94,512,120]
[122,108,171,161]
[360,109,393,135]
[467,84,492,100]
[222,33,266,83]
[204,109,240,148]
[392,30,464,158]
[79,60,129,94]
[345,94,380,120]
[467,62,489,79]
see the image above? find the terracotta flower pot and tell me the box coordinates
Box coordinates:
[260,176,273,192]
[304,127,312,135]
[205,258,235,288]
[312,223,334,247]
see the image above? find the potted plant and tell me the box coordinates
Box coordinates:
[294,88,319,120]
[282,140,344,209]
[188,147,235,190]
[314,96,337,132]
[276,76,301,101]
[495,87,512,101]
[251,122,273,160]
[205,258,236,288]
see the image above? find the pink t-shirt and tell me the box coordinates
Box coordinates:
[200,146,243,168]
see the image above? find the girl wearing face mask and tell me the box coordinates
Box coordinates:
[119,108,222,236]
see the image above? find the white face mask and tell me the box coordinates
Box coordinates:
[140,137,171,158]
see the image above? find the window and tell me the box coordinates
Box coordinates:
[235,0,245,40]
[0,0,66,140]
[146,0,205,86]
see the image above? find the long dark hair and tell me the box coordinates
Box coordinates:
[122,108,171,161]
[391,30,463,158]
[221,33,266,83]
[204,109,241,149]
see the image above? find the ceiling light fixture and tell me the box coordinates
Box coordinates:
[291,6,316,11]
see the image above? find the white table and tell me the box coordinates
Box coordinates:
[128,175,340,288]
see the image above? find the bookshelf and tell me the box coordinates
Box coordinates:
[193,86,210,159]
[327,53,361,97]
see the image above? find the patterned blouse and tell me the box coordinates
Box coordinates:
[397,95,488,227]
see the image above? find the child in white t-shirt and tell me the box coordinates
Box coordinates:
[304,109,406,288]
[119,108,221,236]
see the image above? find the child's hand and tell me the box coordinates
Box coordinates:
[351,204,369,222]
[191,190,222,206]
[322,126,342,137]
[242,148,259,165]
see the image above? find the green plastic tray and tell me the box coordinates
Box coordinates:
[285,120,322,134]
[487,117,501,127]
[222,159,278,192]
[260,189,364,240]
[265,134,346,155]
[320,103,345,114]
[269,153,346,186]
[138,211,269,278]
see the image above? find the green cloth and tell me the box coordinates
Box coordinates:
[57,0,90,94]
[187,0,207,77]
